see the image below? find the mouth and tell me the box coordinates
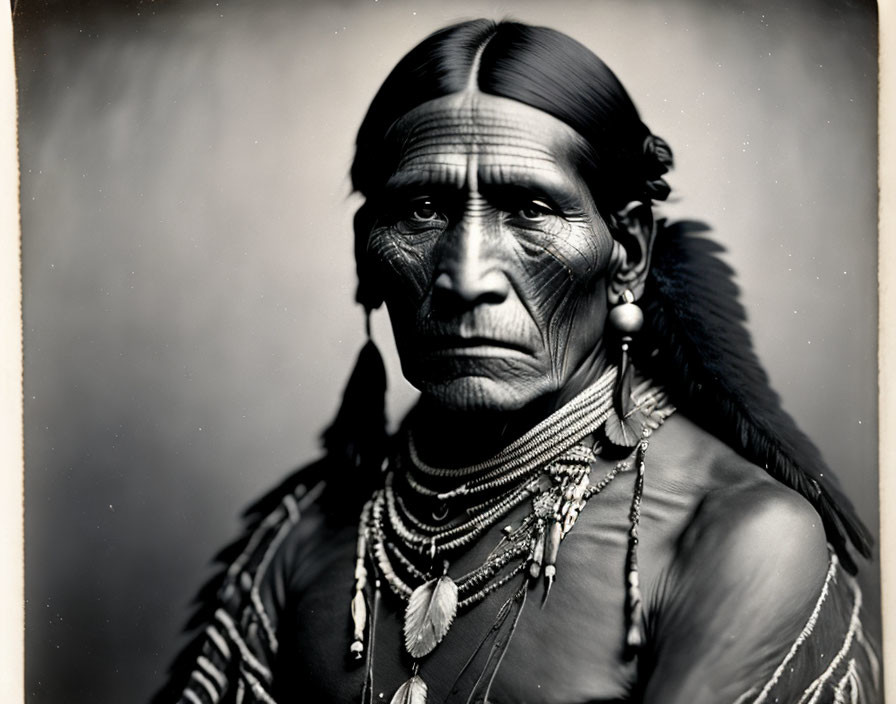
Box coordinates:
[421,335,533,358]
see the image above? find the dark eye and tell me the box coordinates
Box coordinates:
[515,199,554,221]
[408,198,442,223]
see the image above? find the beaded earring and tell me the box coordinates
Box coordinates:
[605,289,644,449]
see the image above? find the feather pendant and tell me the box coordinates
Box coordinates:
[605,339,641,449]
[389,675,428,704]
[603,400,645,449]
[403,575,458,658]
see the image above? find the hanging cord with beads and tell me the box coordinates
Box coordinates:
[360,575,380,704]
[625,429,650,651]
[465,582,529,704]
[442,579,526,702]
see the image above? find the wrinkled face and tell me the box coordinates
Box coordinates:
[364,93,617,413]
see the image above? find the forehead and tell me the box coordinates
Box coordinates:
[384,93,590,192]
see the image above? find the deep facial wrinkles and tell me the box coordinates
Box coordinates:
[367,93,616,413]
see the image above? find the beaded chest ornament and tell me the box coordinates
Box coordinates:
[349,366,672,704]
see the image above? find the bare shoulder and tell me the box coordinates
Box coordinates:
[646,412,830,605]
[638,414,836,702]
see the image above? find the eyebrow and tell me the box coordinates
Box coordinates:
[382,163,588,209]
[383,164,467,191]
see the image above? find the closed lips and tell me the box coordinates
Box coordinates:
[423,336,532,354]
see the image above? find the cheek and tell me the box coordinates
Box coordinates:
[514,220,613,325]
[365,227,437,303]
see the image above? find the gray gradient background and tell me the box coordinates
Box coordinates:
[15,0,879,702]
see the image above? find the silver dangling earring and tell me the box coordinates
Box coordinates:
[604,289,644,448]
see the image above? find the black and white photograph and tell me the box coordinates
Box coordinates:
[14,1,883,702]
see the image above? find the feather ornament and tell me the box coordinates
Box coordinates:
[605,339,642,449]
[403,575,458,658]
[603,409,644,449]
[389,675,428,704]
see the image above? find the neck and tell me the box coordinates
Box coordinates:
[411,348,610,468]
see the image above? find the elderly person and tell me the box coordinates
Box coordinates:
[157,20,878,704]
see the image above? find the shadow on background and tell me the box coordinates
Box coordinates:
[14,0,879,702]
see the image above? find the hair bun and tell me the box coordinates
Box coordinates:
[641,134,673,202]
[643,134,673,176]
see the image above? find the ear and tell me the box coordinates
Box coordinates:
[353,203,384,311]
[606,200,657,304]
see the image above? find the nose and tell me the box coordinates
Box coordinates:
[431,211,509,312]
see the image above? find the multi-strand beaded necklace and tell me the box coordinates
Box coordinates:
[349,367,673,704]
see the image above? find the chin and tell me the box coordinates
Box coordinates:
[417,375,547,415]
